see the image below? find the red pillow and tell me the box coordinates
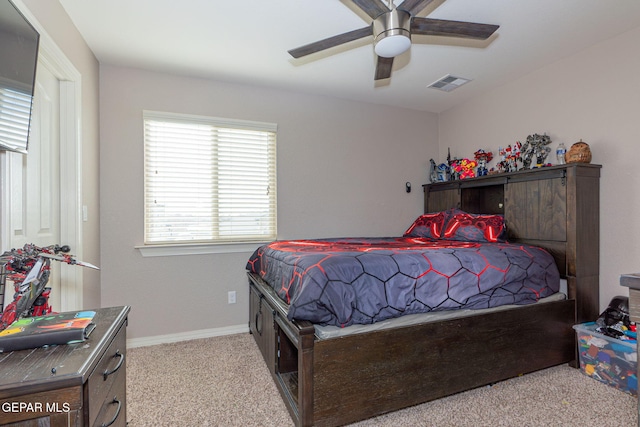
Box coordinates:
[442,213,507,243]
[404,212,447,239]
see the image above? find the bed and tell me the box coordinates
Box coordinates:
[247,163,601,427]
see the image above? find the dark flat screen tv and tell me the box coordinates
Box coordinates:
[0,0,39,154]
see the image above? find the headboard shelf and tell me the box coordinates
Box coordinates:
[423,163,601,323]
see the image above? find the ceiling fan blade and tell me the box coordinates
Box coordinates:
[411,17,499,39]
[351,0,390,20]
[397,0,436,16]
[288,26,373,58]
[374,56,394,80]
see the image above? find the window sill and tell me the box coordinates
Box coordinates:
[136,241,267,257]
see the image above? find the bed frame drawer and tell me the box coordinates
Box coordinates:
[249,284,276,374]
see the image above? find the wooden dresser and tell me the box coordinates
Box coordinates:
[0,306,130,427]
[620,274,640,425]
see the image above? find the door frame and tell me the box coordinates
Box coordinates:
[0,1,83,311]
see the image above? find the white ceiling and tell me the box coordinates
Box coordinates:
[58,0,640,113]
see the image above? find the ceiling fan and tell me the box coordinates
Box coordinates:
[288,0,499,81]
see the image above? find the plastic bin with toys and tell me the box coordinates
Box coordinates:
[573,295,637,396]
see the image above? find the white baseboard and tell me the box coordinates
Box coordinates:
[127,324,249,348]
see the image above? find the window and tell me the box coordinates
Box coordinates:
[143,111,276,246]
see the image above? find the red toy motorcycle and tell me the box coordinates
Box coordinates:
[0,243,98,331]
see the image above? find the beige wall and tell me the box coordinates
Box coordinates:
[438,25,640,311]
[22,0,101,308]
[98,65,439,340]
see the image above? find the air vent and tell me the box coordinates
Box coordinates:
[427,75,471,92]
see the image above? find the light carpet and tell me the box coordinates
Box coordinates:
[126,333,637,426]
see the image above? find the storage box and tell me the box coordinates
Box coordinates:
[573,322,637,396]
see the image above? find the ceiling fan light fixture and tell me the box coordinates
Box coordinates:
[374,32,411,58]
[287,0,500,81]
[373,8,411,58]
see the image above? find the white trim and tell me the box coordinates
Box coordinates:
[8,0,84,311]
[58,80,83,311]
[136,241,267,257]
[126,324,249,348]
[143,110,278,132]
[0,151,9,252]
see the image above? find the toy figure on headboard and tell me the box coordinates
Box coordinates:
[446,147,457,181]
[522,133,552,168]
[437,163,449,181]
[474,149,493,176]
[520,140,534,170]
[452,158,478,179]
[429,159,438,183]
[430,158,449,182]
[496,144,521,173]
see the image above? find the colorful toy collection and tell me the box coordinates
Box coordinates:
[429,133,557,182]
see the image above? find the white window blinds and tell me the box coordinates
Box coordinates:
[0,87,32,153]
[143,111,277,245]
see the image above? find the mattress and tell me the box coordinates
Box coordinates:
[246,237,561,327]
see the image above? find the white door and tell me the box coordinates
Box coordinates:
[7,62,62,311]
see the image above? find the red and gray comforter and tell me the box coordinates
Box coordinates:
[246,237,560,327]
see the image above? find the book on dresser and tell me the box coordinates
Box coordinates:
[0,310,96,352]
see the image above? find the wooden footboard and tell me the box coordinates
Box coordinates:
[248,272,576,427]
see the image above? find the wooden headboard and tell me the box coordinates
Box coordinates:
[423,163,601,323]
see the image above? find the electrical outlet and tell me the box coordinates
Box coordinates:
[228,291,236,304]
